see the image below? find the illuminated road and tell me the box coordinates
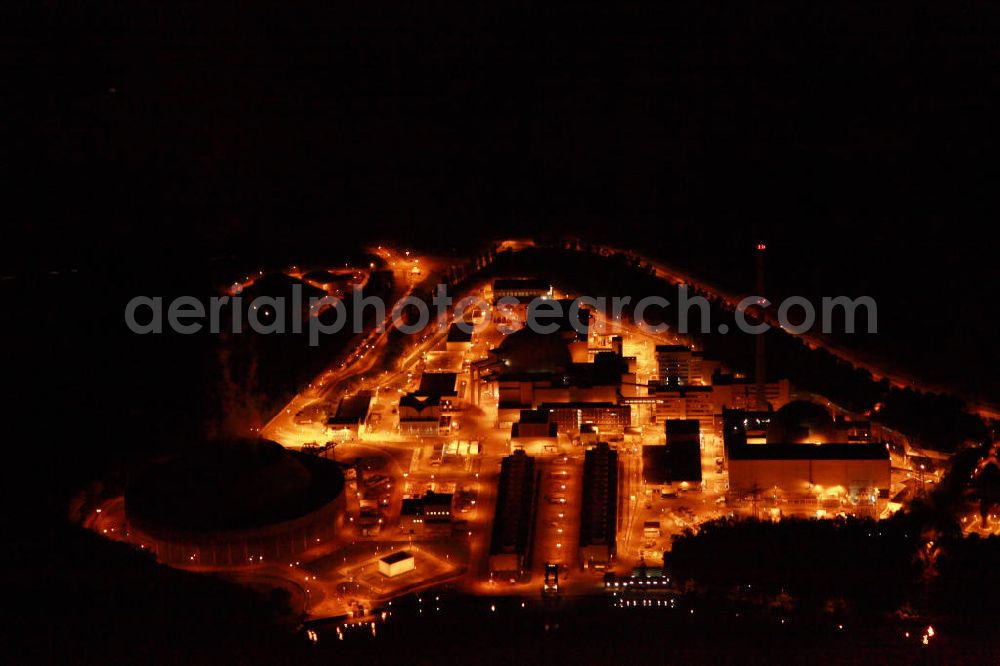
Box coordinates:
[260,246,440,448]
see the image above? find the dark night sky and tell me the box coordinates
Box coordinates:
[7,2,999,259]
[9,1,998,400]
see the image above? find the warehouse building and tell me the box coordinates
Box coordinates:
[399,491,454,537]
[492,278,553,304]
[579,442,618,568]
[510,409,559,456]
[327,392,373,439]
[723,402,891,513]
[489,451,537,579]
[665,419,702,484]
[542,402,631,436]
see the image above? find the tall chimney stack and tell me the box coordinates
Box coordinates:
[754,243,767,410]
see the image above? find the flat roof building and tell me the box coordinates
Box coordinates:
[379,551,415,577]
[418,372,459,401]
[642,444,702,487]
[510,409,559,456]
[579,442,618,568]
[400,491,453,537]
[641,445,671,486]
[492,278,552,304]
[489,451,537,578]
[723,403,891,513]
[666,419,699,444]
[665,419,702,483]
[541,402,631,435]
[445,324,474,352]
[327,392,373,435]
[511,409,557,438]
[398,394,442,436]
[446,323,473,344]
[649,384,717,435]
[648,378,791,437]
[655,345,702,385]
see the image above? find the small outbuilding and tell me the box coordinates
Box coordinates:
[378,551,415,577]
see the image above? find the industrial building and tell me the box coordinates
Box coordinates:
[398,394,444,436]
[491,278,553,304]
[445,323,474,351]
[399,491,454,537]
[417,372,460,408]
[398,372,461,436]
[489,450,537,578]
[579,442,618,569]
[542,403,631,436]
[641,445,671,486]
[641,419,703,489]
[650,384,717,435]
[710,374,791,412]
[655,345,709,385]
[378,551,415,578]
[511,409,557,438]
[491,352,631,418]
[510,409,559,455]
[723,402,891,513]
[471,319,621,423]
[646,377,791,436]
[665,419,703,484]
[327,391,373,438]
